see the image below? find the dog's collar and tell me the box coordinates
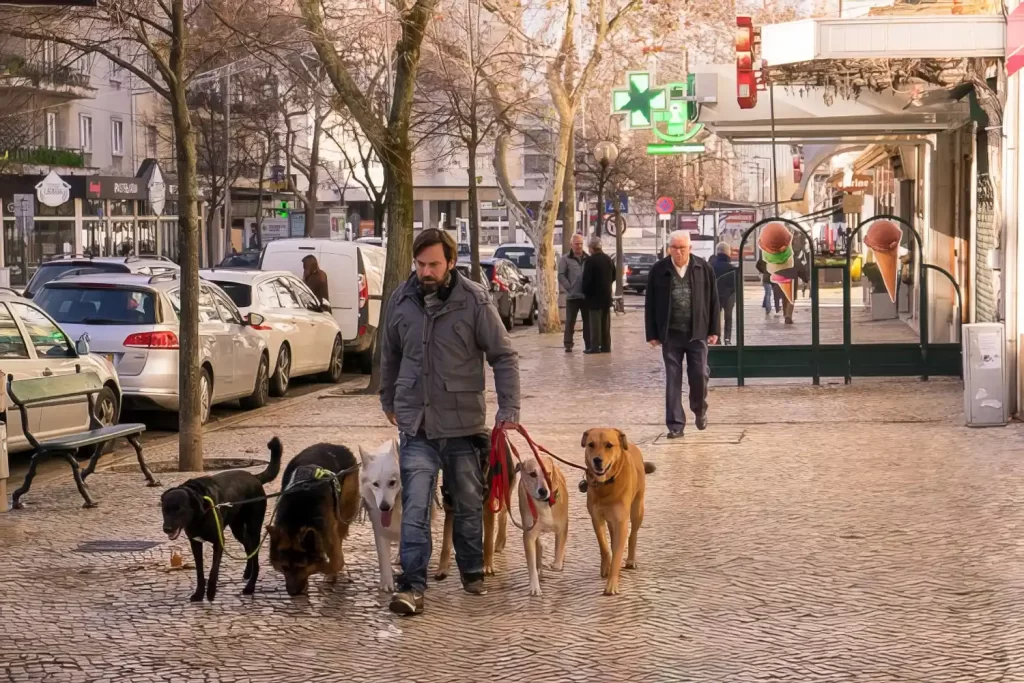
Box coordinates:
[586,473,616,486]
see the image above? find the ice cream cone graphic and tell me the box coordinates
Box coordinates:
[758,222,797,302]
[863,220,903,303]
[772,277,794,303]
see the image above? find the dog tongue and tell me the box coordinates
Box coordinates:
[380,510,393,528]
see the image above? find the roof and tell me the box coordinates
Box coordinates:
[495,243,534,250]
[200,269,292,283]
[40,273,180,291]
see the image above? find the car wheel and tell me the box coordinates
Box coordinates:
[270,344,291,397]
[241,354,270,410]
[503,300,516,331]
[319,336,344,383]
[199,368,213,425]
[523,299,537,326]
[80,386,119,458]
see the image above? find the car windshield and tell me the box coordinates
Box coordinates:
[624,253,657,265]
[34,286,158,325]
[209,281,252,308]
[494,247,536,270]
[25,262,128,296]
[217,253,260,268]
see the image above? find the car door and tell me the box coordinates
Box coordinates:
[210,287,262,397]
[501,262,527,317]
[198,285,235,399]
[0,303,41,449]
[284,276,335,372]
[253,276,293,373]
[269,277,314,374]
[8,300,88,438]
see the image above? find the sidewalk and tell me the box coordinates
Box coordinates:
[2,311,1022,682]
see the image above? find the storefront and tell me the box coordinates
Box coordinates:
[0,160,199,287]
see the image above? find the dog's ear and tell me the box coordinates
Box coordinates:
[301,527,321,556]
[616,430,629,451]
[513,461,521,474]
[581,429,591,448]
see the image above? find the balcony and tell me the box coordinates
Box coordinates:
[2,145,86,168]
[0,54,92,99]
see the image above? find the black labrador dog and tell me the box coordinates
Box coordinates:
[161,437,283,602]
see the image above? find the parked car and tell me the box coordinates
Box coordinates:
[216,250,261,269]
[24,255,179,300]
[200,268,344,396]
[259,239,384,373]
[623,253,658,294]
[354,236,383,247]
[493,243,537,282]
[456,258,536,331]
[0,290,123,454]
[34,273,271,425]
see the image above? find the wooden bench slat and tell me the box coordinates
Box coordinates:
[33,423,146,452]
[9,372,105,405]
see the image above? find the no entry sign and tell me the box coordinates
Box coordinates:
[656,196,675,214]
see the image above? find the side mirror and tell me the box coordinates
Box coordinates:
[75,332,90,356]
[246,312,266,328]
[319,299,331,313]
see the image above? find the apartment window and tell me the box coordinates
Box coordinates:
[79,114,93,153]
[41,40,56,69]
[524,154,549,175]
[111,119,124,156]
[46,112,57,148]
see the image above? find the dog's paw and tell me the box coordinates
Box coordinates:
[324,573,339,584]
[379,580,395,592]
[483,564,495,577]
[603,580,620,596]
[189,590,204,603]
[205,585,217,602]
[241,584,256,596]
[624,559,638,570]
[433,571,447,581]
[494,539,506,554]
[545,561,564,573]
[529,582,543,597]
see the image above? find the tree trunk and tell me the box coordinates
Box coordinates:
[171,94,203,472]
[306,116,321,237]
[363,148,414,394]
[562,125,576,253]
[467,141,481,284]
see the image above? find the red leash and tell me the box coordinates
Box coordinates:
[487,423,558,528]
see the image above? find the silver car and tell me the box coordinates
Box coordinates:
[23,255,179,299]
[0,291,123,454]
[34,273,270,424]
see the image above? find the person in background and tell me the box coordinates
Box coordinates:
[755,256,782,318]
[581,235,616,354]
[302,254,330,305]
[709,242,737,345]
[558,233,590,353]
[645,230,720,439]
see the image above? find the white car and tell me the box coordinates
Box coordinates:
[0,291,123,454]
[200,269,345,396]
[493,243,537,282]
[23,255,179,299]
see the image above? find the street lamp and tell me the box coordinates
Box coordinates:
[593,141,619,236]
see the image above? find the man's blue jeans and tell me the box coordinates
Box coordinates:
[397,433,485,593]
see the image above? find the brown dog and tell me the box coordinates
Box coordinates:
[581,428,656,595]
[435,500,509,579]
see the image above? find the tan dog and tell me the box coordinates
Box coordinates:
[581,428,656,595]
[516,453,569,596]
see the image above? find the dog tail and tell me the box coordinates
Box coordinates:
[257,437,284,484]
[643,461,657,475]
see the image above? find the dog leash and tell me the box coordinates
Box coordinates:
[488,424,569,531]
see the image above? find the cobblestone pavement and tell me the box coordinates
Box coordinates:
[2,311,1023,682]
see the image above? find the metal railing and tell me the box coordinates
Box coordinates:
[2,146,85,168]
[0,54,90,89]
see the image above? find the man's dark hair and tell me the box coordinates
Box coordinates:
[413,228,457,263]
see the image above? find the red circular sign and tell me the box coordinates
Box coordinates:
[656,197,675,214]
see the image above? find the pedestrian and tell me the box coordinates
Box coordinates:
[755,256,782,317]
[581,234,615,354]
[558,233,590,353]
[645,230,720,439]
[709,242,736,345]
[302,254,330,305]
[379,228,520,616]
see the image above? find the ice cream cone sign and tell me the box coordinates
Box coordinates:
[863,220,903,303]
[758,222,798,303]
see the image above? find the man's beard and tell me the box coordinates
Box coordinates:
[419,268,451,294]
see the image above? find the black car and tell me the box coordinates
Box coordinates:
[217,250,261,269]
[456,258,537,331]
[623,253,658,294]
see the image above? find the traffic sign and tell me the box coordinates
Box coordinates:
[656,197,675,214]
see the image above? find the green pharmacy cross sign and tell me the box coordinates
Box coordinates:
[612,71,706,156]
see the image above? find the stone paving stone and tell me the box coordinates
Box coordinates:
[1,311,1022,682]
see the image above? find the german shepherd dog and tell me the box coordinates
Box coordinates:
[267,442,361,596]
[160,437,283,602]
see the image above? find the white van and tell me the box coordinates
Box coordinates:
[259,239,385,373]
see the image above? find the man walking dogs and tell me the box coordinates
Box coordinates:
[380,228,521,615]
[645,230,720,438]
[559,233,590,352]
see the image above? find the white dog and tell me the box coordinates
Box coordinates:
[517,453,569,596]
[359,439,403,592]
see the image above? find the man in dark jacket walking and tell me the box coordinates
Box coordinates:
[581,235,615,354]
[380,228,520,616]
[645,230,720,438]
[708,242,737,345]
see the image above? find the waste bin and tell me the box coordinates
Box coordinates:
[962,323,1008,427]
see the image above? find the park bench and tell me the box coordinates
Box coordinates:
[9,367,159,510]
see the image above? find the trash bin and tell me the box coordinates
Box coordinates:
[962,323,1008,427]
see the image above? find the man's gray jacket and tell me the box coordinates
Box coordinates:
[558,251,587,300]
[380,271,521,439]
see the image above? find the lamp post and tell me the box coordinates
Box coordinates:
[593,141,619,236]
